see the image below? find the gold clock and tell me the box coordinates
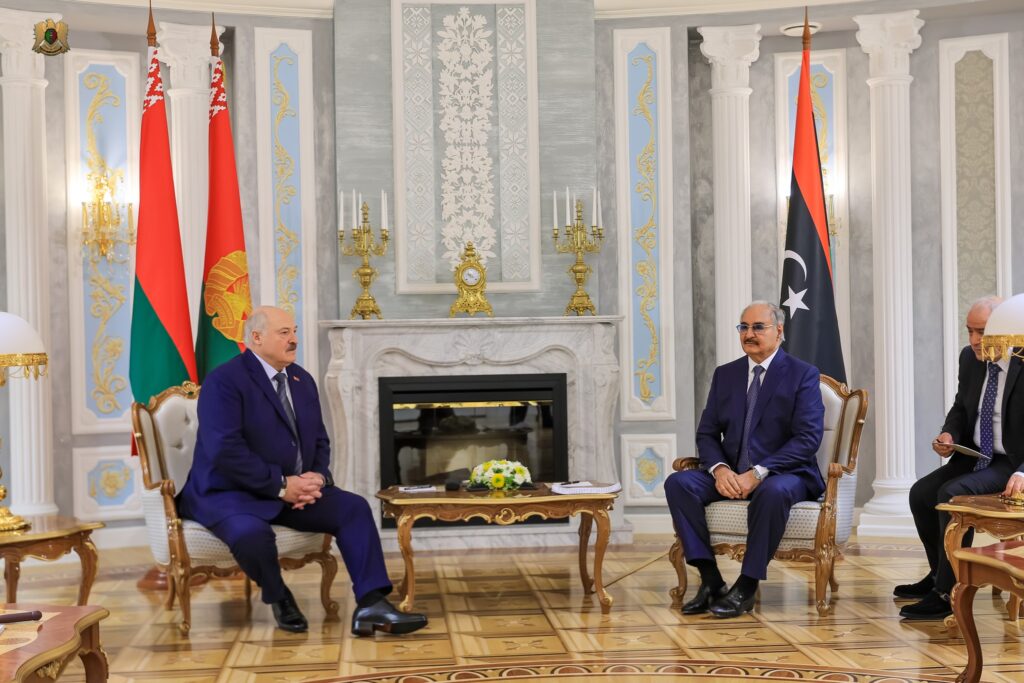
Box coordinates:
[449,242,494,317]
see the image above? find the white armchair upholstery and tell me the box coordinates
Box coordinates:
[133,382,339,634]
[668,375,868,616]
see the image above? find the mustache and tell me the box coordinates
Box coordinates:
[287,343,297,351]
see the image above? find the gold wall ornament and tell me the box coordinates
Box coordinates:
[339,200,389,320]
[449,242,493,317]
[271,54,300,316]
[553,197,604,316]
[32,18,70,56]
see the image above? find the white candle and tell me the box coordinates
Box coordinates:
[596,189,602,227]
[565,186,570,226]
[552,190,557,232]
[380,189,385,229]
[351,189,356,229]
[591,187,597,226]
[338,190,344,230]
[571,191,576,222]
[383,191,389,230]
[358,192,363,225]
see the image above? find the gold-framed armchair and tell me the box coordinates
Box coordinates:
[132,382,339,634]
[668,375,868,616]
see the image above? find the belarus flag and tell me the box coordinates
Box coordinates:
[778,15,846,383]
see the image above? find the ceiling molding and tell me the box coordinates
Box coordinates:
[594,0,871,20]
[65,0,334,19]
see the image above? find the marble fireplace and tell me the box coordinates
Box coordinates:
[323,316,631,550]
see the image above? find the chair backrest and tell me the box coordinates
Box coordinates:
[131,382,200,492]
[815,375,868,477]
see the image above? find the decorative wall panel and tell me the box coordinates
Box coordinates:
[939,34,1010,407]
[613,28,675,421]
[255,28,318,372]
[773,49,850,376]
[392,0,541,293]
[620,433,675,506]
[64,49,140,435]
[73,446,142,521]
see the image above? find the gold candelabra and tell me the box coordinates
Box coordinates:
[82,171,135,263]
[339,201,389,320]
[554,198,604,316]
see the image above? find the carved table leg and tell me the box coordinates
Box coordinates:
[592,508,613,613]
[396,513,417,613]
[4,555,20,603]
[76,532,100,605]
[943,517,968,583]
[952,580,981,683]
[78,622,109,683]
[578,513,594,594]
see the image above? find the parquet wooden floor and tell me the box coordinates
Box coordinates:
[11,534,1023,682]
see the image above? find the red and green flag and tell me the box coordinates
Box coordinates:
[195,35,252,380]
[129,14,197,407]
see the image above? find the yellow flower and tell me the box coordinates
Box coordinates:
[491,473,506,489]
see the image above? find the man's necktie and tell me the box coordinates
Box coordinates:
[974,363,1002,472]
[737,365,764,473]
[274,372,302,474]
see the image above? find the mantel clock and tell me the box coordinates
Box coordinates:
[449,242,493,318]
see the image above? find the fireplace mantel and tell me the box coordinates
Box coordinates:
[322,316,631,549]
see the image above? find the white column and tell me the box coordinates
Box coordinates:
[854,10,923,538]
[156,22,223,337]
[0,8,58,515]
[698,25,761,364]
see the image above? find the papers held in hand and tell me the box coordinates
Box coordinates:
[934,441,984,459]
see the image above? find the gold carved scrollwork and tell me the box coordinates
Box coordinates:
[630,54,659,405]
[271,54,300,316]
[37,658,63,679]
[88,461,133,500]
[83,72,129,415]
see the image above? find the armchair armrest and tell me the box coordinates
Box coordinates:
[673,457,700,472]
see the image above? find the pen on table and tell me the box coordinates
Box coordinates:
[560,481,580,485]
[0,611,42,624]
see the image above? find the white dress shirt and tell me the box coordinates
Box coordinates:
[710,348,780,479]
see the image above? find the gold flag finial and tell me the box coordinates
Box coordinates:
[147,0,156,46]
[210,13,219,57]
[802,7,811,51]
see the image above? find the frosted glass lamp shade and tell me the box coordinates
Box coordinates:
[981,294,1024,362]
[0,311,48,385]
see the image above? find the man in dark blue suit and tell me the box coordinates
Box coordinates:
[665,301,825,618]
[178,306,427,636]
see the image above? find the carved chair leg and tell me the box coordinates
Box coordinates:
[164,574,177,610]
[829,570,839,593]
[244,577,252,603]
[814,552,832,616]
[174,570,193,635]
[1008,595,1022,624]
[318,554,340,615]
[668,538,688,610]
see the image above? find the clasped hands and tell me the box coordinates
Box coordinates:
[282,472,326,509]
[713,466,760,500]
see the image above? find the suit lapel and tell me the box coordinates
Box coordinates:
[749,349,786,432]
[963,355,986,430]
[243,350,298,438]
[1003,356,1022,417]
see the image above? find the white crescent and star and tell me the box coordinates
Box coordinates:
[782,250,811,319]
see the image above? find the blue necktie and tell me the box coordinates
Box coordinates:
[274,372,302,474]
[974,363,1002,471]
[738,365,764,473]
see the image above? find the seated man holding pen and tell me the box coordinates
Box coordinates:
[897,296,1024,620]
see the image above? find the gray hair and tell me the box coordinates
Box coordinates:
[243,307,271,346]
[742,300,786,342]
[968,295,1003,316]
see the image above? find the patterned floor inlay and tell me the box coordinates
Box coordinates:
[9,537,1022,682]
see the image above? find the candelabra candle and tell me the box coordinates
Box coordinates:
[338,198,390,320]
[552,195,604,316]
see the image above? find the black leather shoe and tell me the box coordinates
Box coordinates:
[682,582,728,615]
[270,588,308,633]
[352,597,428,636]
[899,590,952,620]
[893,575,934,599]
[708,583,757,618]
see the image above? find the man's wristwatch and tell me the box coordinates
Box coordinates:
[278,476,288,499]
[751,467,765,481]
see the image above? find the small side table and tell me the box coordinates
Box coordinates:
[951,541,1024,683]
[0,603,109,682]
[377,484,618,613]
[938,494,1024,622]
[0,516,104,605]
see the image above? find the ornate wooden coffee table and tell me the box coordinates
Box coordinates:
[0,603,109,682]
[0,516,104,605]
[377,484,618,613]
[951,540,1024,683]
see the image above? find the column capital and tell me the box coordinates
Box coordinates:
[698,24,761,91]
[157,21,225,91]
[854,10,924,80]
[0,8,59,81]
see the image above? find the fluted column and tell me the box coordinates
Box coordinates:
[854,10,923,537]
[698,25,761,364]
[0,8,58,515]
[156,22,223,336]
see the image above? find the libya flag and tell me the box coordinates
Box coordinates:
[129,43,197,404]
[778,19,846,383]
[196,55,252,380]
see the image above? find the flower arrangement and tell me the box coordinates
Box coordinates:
[469,459,531,491]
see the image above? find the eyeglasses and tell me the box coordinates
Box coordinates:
[736,322,774,335]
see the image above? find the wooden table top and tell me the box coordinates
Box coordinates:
[953,540,1024,582]
[377,483,619,505]
[936,493,1024,518]
[0,516,103,547]
[0,603,108,680]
